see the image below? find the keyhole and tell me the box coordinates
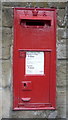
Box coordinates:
[24,83,26,87]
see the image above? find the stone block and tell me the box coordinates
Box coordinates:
[57,87,66,105]
[57,28,68,40]
[56,87,66,118]
[10,109,58,118]
[57,28,67,59]
[11,110,47,118]
[0,27,2,59]
[2,2,27,7]
[48,111,57,118]
[2,87,11,118]
[57,60,66,87]
[0,60,2,88]
[57,43,66,59]
[66,87,68,105]
[0,1,1,10]
[57,9,65,22]
[2,60,11,87]
[2,0,47,2]
[57,8,68,28]
[0,88,2,120]
[30,2,48,8]
[2,7,13,27]
[2,27,12,47]
[11,110,51,118]
[2,2,48,8]
[2,2,34,7]
[2,27,12,59]
[66,101,68,118]
[57,104,66,118]
[0,10,2,27]
[48,2,67,9]
[2,46,10,59]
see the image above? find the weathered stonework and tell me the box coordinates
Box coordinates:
[57,28,67,59]
[2,87,11,118]
[10,108,58,118]
[57,43,66,59]
[57,60,66,87]
[2,46,10,59]
[0,10,1,27]
[57,104,66,118]
[2,2,29,7]
[0,1,2,119]
[66,89,68,118]
[2,2,48,8]
[2,27,12,59]
[0,60,2,88]
[0,27,2,59]
[10,110,47,118]
[48,111,57,118]
[2,60,11,87]
[57,9,65,22]
[1,1,67,119]
[0,88,2,119]
[2,27,12,46]
[57,87,66,105]
[48,2,67,9]
[2,7,13,27]
[57,28,68,40]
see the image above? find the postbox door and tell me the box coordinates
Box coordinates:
[18,51,51,106]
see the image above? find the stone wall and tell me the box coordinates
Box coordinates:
[0,1,68,119]
[0,0,2,119]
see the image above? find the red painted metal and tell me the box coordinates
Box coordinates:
[13,8,56,110]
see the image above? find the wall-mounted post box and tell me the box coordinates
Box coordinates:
[13,8,56,110]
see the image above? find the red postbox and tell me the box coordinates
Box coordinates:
[13,8,56,110]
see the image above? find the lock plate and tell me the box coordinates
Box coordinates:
[22,81,32,91]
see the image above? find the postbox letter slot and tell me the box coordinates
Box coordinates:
[20,19,51,27]
[25,20,46,26]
